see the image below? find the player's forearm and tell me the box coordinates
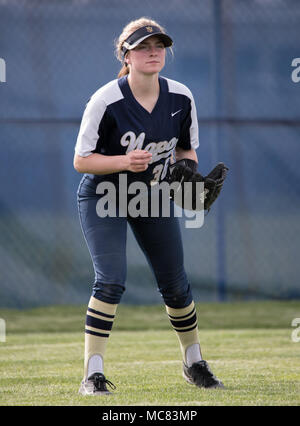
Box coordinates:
[175,147,198,164]
[73,153,129,175]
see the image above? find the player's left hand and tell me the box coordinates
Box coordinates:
[167,159,229,212]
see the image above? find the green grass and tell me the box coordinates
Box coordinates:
[0,301,300,406]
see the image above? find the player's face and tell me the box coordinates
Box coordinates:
[126,36,166,75]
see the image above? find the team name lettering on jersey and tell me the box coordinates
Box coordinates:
[120,131,178,164]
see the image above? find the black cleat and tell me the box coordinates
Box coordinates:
[78,372,116,395]
[183,360,225,389]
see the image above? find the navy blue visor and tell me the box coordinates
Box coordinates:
[121,25,173,57]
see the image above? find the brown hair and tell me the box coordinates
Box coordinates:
[115,17,170,78]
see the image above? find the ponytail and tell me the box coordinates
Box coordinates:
[118,63,129,78]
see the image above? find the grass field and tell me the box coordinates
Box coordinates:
[0,300,300,406]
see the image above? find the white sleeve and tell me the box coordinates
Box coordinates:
[166,78,199,150]
[74,94,107,157]
[189,92,199,150]
[182,89,199,150]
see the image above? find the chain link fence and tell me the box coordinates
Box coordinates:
[0,0,300,307]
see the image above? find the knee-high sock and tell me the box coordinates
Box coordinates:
[84,296,117,379]
[166,301,202,364]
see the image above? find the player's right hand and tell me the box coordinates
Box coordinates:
[124,150,152,172]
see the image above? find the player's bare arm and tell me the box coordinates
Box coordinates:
[73,150,152,175]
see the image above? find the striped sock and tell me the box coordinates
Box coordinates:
[84,296,117,379]
[166,301,202,365]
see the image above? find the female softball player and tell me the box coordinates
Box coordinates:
[74,17,224,395]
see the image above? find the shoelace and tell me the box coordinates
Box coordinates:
[93,373,116,391]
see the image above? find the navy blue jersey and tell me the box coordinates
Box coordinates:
[75,75,199,185]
